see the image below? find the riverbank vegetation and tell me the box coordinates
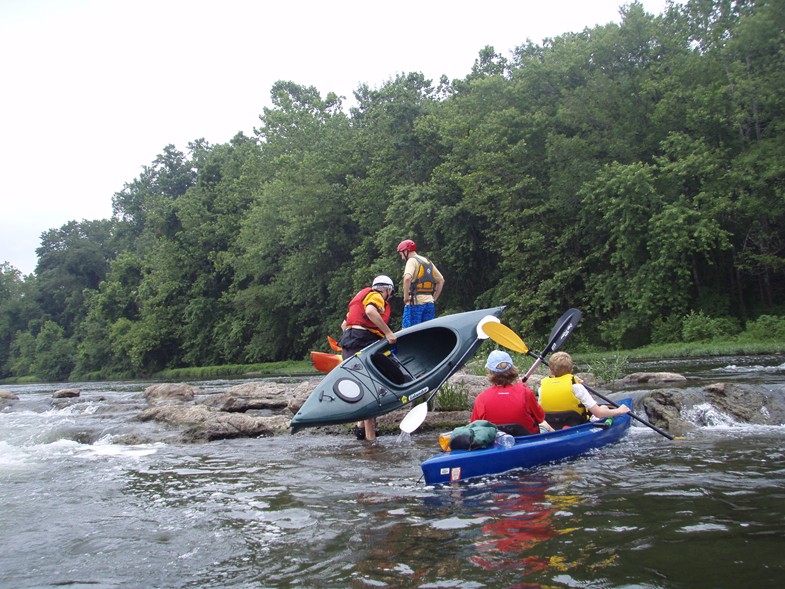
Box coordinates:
[1,1,784,382]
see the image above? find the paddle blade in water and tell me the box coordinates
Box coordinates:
[399,402,428,434]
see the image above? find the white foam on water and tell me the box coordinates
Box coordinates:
[678,522,730,533]
[713,361,785,374]
[683,402,739,427]
[90,436,162,458]
[430,516,491,530]
[0,440,29,468]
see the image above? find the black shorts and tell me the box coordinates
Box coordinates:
[338,328,381,358]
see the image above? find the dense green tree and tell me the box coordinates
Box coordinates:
[35,219,117,336]
[0,263,40,376]
[31,320,74,381]
[3,0,784,380]
[227,82,359,361]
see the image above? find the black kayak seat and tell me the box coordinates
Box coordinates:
[399,355,425,378]
[372,351,414,385]
[545,411,587,429]
[497,423,533,437]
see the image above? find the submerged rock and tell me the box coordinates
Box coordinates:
[618,372,687,386]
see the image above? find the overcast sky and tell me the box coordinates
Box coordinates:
[1,0,671,275]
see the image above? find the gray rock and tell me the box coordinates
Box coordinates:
[53,389,80,398]
[642,389,696,436]
[0,390,20,410]
[138,404,291,442]
[199,380,307,413]
[638,382,785,436]
[144,383,197,405]
[704,382,785,425]
[287,380,320,415]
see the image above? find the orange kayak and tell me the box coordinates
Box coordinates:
[310,351,342,373]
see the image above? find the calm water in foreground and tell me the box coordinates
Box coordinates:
[2,356,785,589]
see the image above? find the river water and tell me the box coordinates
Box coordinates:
[2,356,785,589]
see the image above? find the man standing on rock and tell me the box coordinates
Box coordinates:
[397,239,444,329]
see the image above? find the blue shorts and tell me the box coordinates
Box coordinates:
[402,303,436,328]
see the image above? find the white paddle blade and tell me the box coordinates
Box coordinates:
[399,402,429,434]
[476,315,501,339]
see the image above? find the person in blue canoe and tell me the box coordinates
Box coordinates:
[538,352,631,428]
[471,350,554,436]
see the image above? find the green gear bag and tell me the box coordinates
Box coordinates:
[448,420,498,451]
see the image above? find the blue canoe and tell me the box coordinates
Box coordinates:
[421,399,633,484]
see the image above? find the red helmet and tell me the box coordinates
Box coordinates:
[397,239,416,253]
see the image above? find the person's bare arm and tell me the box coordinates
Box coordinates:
[433,277,444,302]
[402,274,413,305]
[365,304,397,344]
[588,403,630,418]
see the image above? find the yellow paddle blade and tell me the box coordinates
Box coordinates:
[481,322,529,355]
[476,314,500,339]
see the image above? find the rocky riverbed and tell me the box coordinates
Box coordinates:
[4,367,785,444]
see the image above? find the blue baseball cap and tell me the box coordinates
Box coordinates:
[485,350,514,373]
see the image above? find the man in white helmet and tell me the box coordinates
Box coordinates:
[338,275,397,441]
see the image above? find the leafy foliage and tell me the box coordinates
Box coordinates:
[1,0,784,381]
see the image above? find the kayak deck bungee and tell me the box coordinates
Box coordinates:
[420,399,633,484]
[291,306,506,432]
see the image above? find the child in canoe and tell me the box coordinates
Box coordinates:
[539,351,631,428]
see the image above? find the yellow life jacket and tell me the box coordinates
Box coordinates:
[539,374,587,416]
[411,255,436,294]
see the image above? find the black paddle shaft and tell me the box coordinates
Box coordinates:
[584,384,675,440]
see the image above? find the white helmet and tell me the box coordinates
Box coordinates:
[372,275,395,293]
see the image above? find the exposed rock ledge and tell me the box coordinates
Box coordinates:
[110,371,785,443]
[616,372,687,385]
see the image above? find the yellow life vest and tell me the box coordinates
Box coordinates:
[411,255,436,294]
[539,374,587,415]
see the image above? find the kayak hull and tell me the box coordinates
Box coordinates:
[421,399,632,484]
[291,306,506,432]
[310,351,342,373]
